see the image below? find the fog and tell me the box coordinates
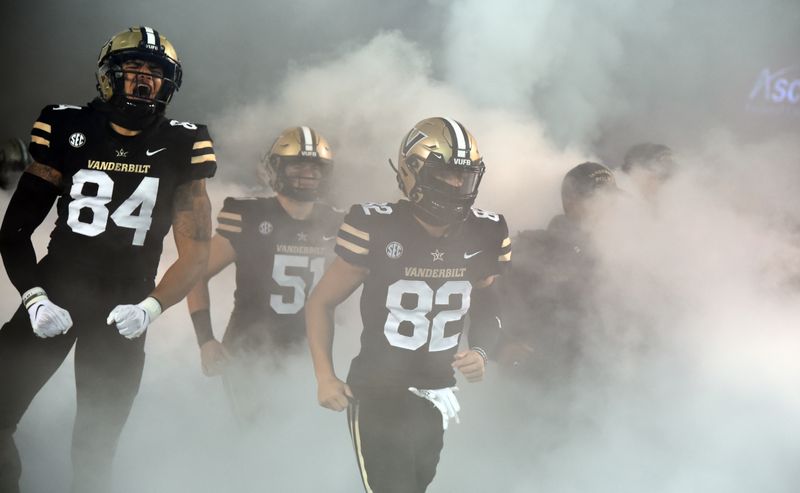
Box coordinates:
[2,0,800,491]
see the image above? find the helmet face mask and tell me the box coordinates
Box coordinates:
[396,117,485,226]
[96,27,182,121]
[266,127,334,202]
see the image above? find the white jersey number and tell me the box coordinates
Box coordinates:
[67,169,159,246]
[384,280,472,351]
[270,254,325,314]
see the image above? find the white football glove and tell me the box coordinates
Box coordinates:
[408,386,461,430]
[23,287,73,338]
[106,297,162,339]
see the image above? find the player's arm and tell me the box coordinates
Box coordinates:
[452,274,500,383]
[186,233,236,376]
[152,178,212,306]
[106,178,212,339]
[0,162,62,295]
[0,162,74,337]
[306,256,368,411]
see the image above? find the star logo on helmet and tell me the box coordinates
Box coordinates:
[431,249,445,262]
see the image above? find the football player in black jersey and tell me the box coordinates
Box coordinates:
[496,162,619,381]
[186,126,342,423]
[307,117,510,492]
[0,27,216,493]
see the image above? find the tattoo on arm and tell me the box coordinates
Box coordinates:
[173,179,212,241]
[25,162,63,188]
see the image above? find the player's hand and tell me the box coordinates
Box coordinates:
[27,299,73,338]
[452,349,485,382]
[317,376,353,412]
[200,339,230,376]
[408,386,461,430]
[106,297,162,340]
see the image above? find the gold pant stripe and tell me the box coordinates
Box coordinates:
[351,402,374,493]
[501,237,511,248]
[498,252,512,261]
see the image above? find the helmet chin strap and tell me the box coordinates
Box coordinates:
[91,98,160,131]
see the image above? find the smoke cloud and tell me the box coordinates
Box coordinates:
[2,0,800,492]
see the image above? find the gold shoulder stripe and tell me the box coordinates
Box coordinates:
[217,211,242,222]
[498,252,512,262]
[33,121,52,133]
[30,136,50,147]
[337,237,369,255]
[193,140,213,150]
[340,222,370,241]
[191,154,217,164]
[501,237,511,248]
[217,223,242,233]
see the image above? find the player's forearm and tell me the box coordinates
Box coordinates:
[468,280,502,357]
[0,171,59,295]
[186,277,214,345]
[186,276,211,313]
[306,298,339,381]
[150,238,210,309]
[154,178,212,309]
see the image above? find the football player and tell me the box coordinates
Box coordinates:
[0,27,216,493]
[186,126,342,423]
[622,142,676,199]
[496,162,619,381]
[306,117,510,492]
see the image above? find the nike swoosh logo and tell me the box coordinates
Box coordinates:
[322,235,336,241]
[464,250,482,259]
[146,148,167,156]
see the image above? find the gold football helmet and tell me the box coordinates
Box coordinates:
[394,117,485,225]
[96,26,182,117]
[265,126,334,201]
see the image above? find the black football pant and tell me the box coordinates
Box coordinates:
[347,387,445,493]
[0,263,150,493]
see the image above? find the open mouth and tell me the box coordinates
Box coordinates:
[133,83,153,99]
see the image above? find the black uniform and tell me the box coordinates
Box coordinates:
[335,200,510,492]
[216,196,343,352]
[498,214,598,383]
[212,196,342,423]
[0,102,216,492]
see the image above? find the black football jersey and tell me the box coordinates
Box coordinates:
[28,103,217,281]
[216,196,343,347]
[335,200,511,389]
